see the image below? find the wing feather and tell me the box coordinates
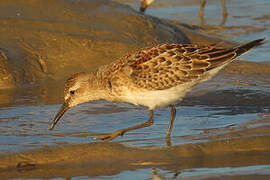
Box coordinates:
[119,39,264,90]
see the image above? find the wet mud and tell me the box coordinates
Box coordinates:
[0,0,270,179]
[1,128,270,179]
[0,0,238,90]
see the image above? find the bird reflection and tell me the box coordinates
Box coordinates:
[146,168,180,180]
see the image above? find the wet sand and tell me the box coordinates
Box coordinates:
[0,0,270,179]
[1,127,270,178]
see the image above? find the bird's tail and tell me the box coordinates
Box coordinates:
[235,38,265,56]
[204,38,265,70]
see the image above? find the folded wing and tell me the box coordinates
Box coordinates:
[128,38,264,90]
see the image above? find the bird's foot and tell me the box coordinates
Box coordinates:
[93,129,125,142]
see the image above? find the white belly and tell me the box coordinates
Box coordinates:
[120,82,195,109]
[118,64,228,109]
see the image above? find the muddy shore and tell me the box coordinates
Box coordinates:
[1,125,270,179]
[0,0,237,90]
[0,0,270,179]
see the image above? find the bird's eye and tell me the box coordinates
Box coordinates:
[70,90,75,95]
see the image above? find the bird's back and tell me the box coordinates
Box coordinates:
[103,38,264,91]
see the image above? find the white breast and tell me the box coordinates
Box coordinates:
[119,82,195,109]
[117,63,228,110]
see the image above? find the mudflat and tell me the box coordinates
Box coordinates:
[0,0,270,179]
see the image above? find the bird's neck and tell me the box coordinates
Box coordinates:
[86,72,112,101]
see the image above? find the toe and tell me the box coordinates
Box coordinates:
[93,130,124,141]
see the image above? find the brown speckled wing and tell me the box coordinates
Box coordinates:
[128,43,238,90]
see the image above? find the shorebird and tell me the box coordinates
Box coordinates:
[140,0,228,26]
[49,38,264,141]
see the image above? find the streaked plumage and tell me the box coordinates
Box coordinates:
[49,38,264,141]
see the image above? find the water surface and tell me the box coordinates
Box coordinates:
[1,0,270,179]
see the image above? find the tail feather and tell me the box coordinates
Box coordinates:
[235,38,265,56]
[205,38,265,70]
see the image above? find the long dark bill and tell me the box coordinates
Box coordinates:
[49,103,70,130]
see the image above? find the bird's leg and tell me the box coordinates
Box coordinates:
[166,105,176,138]
[166,105,176,146]
[94,110,154,142]
[220,0,228,26]
[200,0,206,25]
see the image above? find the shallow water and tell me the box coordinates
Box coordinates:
[85,164,270,180]
[123,0,270,62]
[1,0,270,179]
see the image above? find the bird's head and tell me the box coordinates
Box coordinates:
[49,72,105,130]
